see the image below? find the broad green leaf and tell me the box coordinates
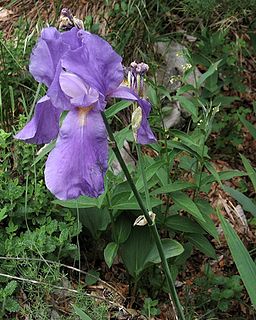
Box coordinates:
[164,215,204,233]
[213,95,239,106]
[147,239,184,264]
[197,60,221,87]
[147,85,158,106]
[105,100,132,119]
[172,191,205,222]
[171,129,201,148]
[167,140,203,160]
[73,305,92,320]
[113,215,132,244]
[218,210,256,307]
[53,194,104,209]
[78,207,111,239]
[223,185,256,217]
[151,181,196,195]
[201,170,246,186]
[32,140,55,166]
[204,161,223,187]
[194,199,219,239]
[186,234,216,259]
[177,84,196,95]
[136,160,164,191]
[238,114,256,140]
[121,227,183,278]
[240,154,256,191]
[104,242,119,268]
[111,194,162,210]
[176,96,197,120]
[85,270,100,285]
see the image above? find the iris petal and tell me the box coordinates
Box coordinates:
[59,70,99,107]
[14,95,61,144]
[45,109,108,200]
[110,86,157,144]
[29,27,69,86]
[61,33,123,96]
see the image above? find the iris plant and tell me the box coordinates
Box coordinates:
[15,27,156,200]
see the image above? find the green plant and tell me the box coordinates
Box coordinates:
[141,297,160,318]
[189,265,244,317]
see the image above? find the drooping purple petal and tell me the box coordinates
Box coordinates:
[109,86,157,144]
[61,32,123,96]
[14,96,61,144]
[137,99,157,145]
[45,108,108,200]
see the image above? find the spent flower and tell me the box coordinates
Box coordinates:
[15,27,156,200]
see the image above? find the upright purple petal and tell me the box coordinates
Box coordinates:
[109,86,157,144]
[59,70,99,107]
[45,109,108,200]
[29,27,84,87]
[29,28,69,86]
[14,96,61,144]
[61,32,123,95]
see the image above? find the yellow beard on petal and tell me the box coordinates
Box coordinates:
[77,106,93,127]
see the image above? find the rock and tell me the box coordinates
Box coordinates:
[111,140,135,175]
[154,41,202,128]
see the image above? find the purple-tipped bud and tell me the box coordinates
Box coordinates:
[58,8,84,31]
[126,61,149,97]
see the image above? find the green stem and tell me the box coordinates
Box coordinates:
[101,112,185,320]
[136,144,152,212]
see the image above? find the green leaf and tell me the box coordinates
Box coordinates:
[197,60,221,87]
[113,215,132,244]
[121,227,183,278]
[164,215,204,233]
[85,270,100,285]
[105,100,132,119]
[136,160,164,191]
[78,207,111,239]
[201,170,246,186]
[151,181,196,195]
[172,192,205,222]
[53,194,104,209]
[186,234,216,259]
[104,242,119,268]
[223,185,256,217]
[213,95,239,106]
[111,194,162,210]
[4,280,17,296]
[167,140,204,160]
[0,207,7,221]
[238,114,256,139]
[218,210,256,307]
[73,305,93,320]
[176,96,197,120]
[204,161,223,187]
[194,199,219,239]
[177,84,196,95]
[240,154,256,192]
[32,140,55,166]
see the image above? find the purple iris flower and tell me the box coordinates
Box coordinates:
[15,27,156,200]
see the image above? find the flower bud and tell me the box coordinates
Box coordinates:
[131,106,143,141]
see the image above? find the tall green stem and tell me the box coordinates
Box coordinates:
[101,112,185,320]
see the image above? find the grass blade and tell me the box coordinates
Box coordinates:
[218,209,256,308]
